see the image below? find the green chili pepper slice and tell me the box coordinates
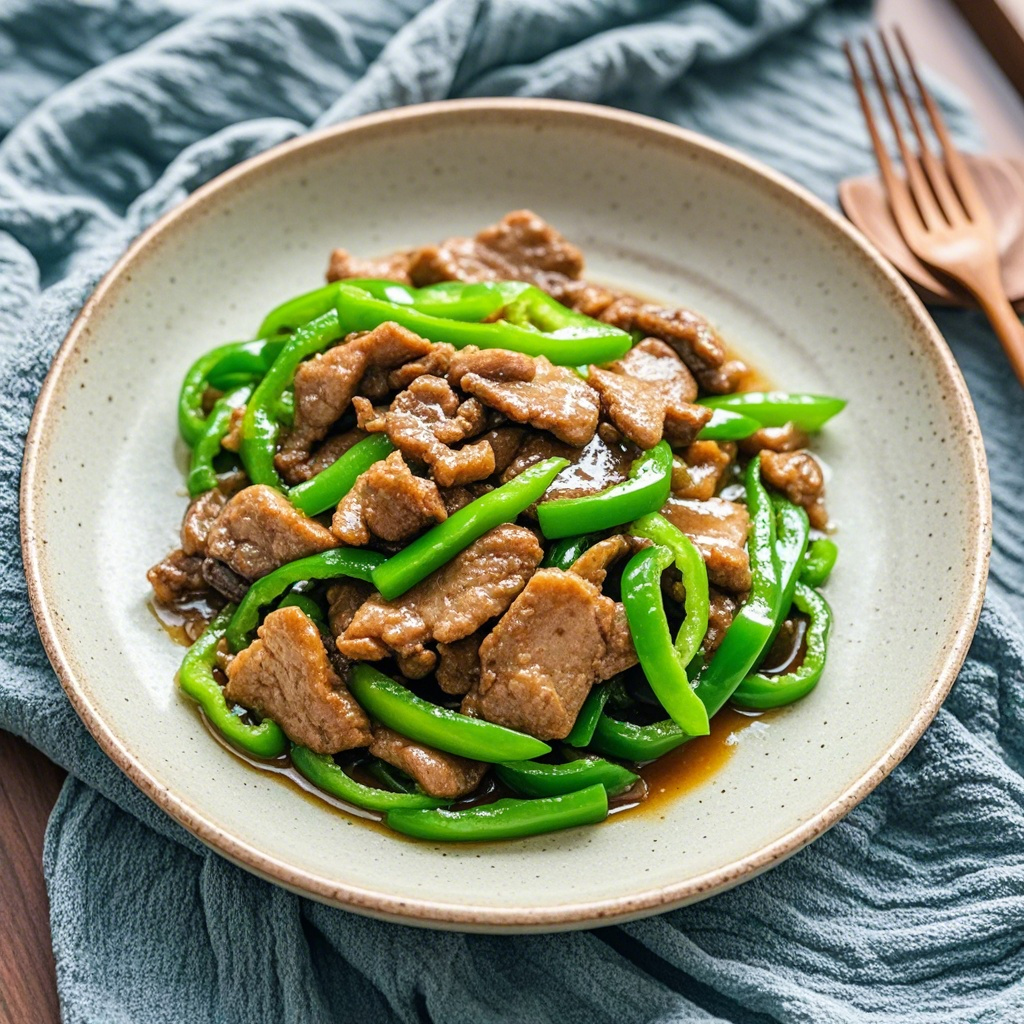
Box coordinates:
[699,392,846,432]
[186,384,252,498]
[205,338,286,390]
[696,408,761,441]
[630,512,709,670]
[290,745,450,811]
[496,757,638,798]
[239,311,341,488]
[691,456,781,716]
[763,498,810,652]
[347,664,550,762]
[801,537,838,587]
[257,280,516,338]
[177,606,287,759]
[334,283,631,365]
[226,547,384,652]
[731,583,832,709]
[565,684,611,747]
[537,441,673,540]
[621,545,710,736]
[385,784,609,842]
[179,340,260,447]
[288,434,396,516]
[541,533,601,571]
[372,457,569,601]
[589,714,687,761]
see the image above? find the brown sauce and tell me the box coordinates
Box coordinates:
[149,595,221,646]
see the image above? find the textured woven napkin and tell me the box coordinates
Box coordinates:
[1,1,1023,1021]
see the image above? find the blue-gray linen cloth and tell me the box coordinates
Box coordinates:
[1,1,1023,1021]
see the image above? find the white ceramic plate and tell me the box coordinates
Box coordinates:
[21,100,990,932]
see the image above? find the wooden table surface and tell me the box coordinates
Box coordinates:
[3,4,1023,1021]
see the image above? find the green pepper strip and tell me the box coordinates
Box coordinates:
[385,784,609,842]
[496,758,638,798]
[537,441,673,540]
[372,456,569,601]
[696,408,761,441]
[731,583,832,710]
[765,500,810,649]
[588,457,781,761]
[699,392,846,432]
[288,434,396,516]
[335,283,631,366]
[367,759,417,794]
[239,311,341,488]
[801,537,838,587]
[186,385,252,498]
[275,592,327,631]
[348,664,551,762]
[179,340,266,447]
[290,745,449,811]
[542,533,601,571]
[226,547,384,652]
[630,512,709,670]
[565,685,611,747]
[257,279,517,338]
[620,545,710,736]
[178,606,287,758]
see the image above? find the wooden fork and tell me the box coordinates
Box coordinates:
[845,28,1024,387]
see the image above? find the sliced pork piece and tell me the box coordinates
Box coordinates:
[361,374,493,487]
[506,426,635,506]
[614,338,699,400]
[436,633,483,695]
[276,322,433,478]
[181,489,229,557]
[408,209,584,303]
[331,450,447,546]
[463,569,636,741]
[661,496,752,592]
[224,606,371,754]
[450,348,599,447]
[147,549,209,604]
[704,587,741,654]
[327,581,374,638]
[279,429,367,486]
[671,441,735,501]
[387,343,455,390]
[567,534,633,589]
[201,558,250,603]
[369,725,487,799]
[205,484,336,580]
[738,422,810,456]
[338,524,543,668]
[587,365,710,450]
[760,450,828,530]
[326,248,412,285]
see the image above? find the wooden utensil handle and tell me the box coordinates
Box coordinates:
[976,288,1024,388]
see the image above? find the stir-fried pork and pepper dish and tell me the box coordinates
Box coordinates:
[149,211,843,842]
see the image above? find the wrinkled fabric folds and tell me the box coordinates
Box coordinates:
[1,1,1022,1021]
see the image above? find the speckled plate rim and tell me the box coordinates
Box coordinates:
[20,98,991,932]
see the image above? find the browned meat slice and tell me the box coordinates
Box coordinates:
[477,426,525,475]
[387,343,455,390]
[331,451,447,546]
[587,365,710,450]
[436,633,483,695]
[147,549,208,604]
[338,524,543,667]
[181,490,228,557]
[693,360,748,395]
[327,581,374,638]
[362,374,493,487]
[567,534,633,589]
[326,248,412,285]
[278,429,367,486]
[221,406,245,452]
[463,569,635,741]
[614,338,699,400]
[450,348,599,447]
[600,602,639,678]
[369,725,487,799]
[224,606,371,754]
[661,496,751,592]
[201,558,250,603]
[277,322,433,477]
[671,441,735,501]
[509,426,635,507]
[205,484,336,580]
[760,450,829,530]
[408,210,584,303]
[738,422,810,456]
[704,588,741,654]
